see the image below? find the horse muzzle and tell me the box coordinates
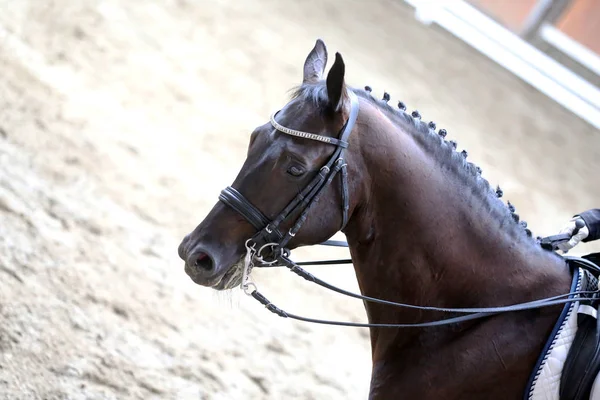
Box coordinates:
[178,233,245,290]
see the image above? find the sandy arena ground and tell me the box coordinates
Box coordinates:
[1,0,599,399]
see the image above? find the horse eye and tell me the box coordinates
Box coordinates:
[287,165,305,177]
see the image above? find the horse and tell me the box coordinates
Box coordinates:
[177,39,597,399]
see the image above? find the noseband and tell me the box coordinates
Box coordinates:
[218,91,360,258]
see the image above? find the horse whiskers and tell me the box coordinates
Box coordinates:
[220,257,246,290]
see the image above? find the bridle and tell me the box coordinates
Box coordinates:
[217,89,600,328]
[218,91,360,260]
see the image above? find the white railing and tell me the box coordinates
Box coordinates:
[405,0,600,130]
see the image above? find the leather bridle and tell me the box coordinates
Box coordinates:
[218,91,360,259]
[215,89,600,329]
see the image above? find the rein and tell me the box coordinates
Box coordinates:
[218,90,600,328]
[242,238,600,328]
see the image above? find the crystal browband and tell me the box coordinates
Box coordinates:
[269,111,349,148]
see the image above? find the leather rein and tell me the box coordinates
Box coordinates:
[217,90,600,328]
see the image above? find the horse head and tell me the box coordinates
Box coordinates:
[178,39,363,290]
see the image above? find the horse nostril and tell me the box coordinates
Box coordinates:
[193,252,214,271]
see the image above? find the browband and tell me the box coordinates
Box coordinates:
[270,112,349,148]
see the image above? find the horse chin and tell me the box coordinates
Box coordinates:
[210,257,245,291]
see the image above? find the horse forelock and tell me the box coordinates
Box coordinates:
[290,83,330,111]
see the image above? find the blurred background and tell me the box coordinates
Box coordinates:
[0,0,598,399]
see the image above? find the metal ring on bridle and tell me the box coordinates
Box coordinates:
[243,281,257,295]
[255,242,281,265]
[245,238,256,250]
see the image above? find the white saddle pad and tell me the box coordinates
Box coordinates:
[526,267,599,400]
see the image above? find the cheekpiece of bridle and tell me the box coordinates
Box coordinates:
[214,90,600,329]
[218,91,360,264]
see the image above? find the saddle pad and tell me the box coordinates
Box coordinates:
[525,267,586,400]
[590,375,600,399]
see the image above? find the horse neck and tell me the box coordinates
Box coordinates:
[342,102,569,344]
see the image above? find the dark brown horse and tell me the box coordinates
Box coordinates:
[178,39,575,399]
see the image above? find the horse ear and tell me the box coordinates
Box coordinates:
[303,39,328,84]
[326,52,346,112]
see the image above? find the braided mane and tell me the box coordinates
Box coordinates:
[291,82,536,242]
